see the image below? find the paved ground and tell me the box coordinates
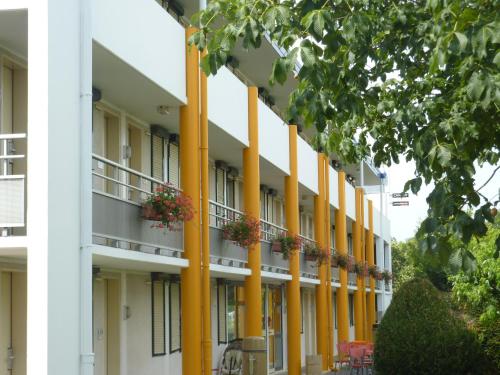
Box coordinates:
[276,367,372,374]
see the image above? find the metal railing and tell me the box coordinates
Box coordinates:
[260,219,287,242]
[0,133,26,233]
[92,153,181,205]
[208,200,244,229]
[331,266,340,283]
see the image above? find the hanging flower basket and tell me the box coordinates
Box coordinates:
[316,250,328,266]
[333,253,349,269]
[382,270,393,283]
[354,261,366,276]
[304,243,320,261]
[222,215,260,248]
[271,234,301,260]
[368,265,379,278]
[375,271,384,281]
[142,184,194,230]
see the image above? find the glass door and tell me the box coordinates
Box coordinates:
[264,285,283,372]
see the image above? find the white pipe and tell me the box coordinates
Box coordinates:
[79,0,94,373]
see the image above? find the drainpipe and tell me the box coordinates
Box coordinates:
[79,0,94,374]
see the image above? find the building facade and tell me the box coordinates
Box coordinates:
[0,1,392,374]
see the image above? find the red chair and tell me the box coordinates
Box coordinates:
[348,346,366,374]
[335,341,350,370]
[362,342,374,372]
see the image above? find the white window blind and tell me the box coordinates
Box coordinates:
[151,134,164,181]
[152,280,166,356]
[169,282,181,353]
[216,168,225,204]
[168,143,180,188]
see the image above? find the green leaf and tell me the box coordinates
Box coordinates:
[300,43,315,67]
[454,32,468,52]
[436,144,452,167]
[493,51,500,67]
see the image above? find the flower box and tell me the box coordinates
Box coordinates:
[222,215,260,248]
[271,234,301,260]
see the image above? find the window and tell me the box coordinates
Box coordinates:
[151,280,166,356]
[348,294,354,327]
[347,234,353,255]
[217,282,227,344]
[150,129,180,188]
[169,282,181,353]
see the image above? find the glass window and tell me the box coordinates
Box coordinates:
[169,282,181,353]
[348,294,354,327]
[218,283,227,344]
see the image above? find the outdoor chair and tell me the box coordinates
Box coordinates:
[335,341,351,370]
[348,346,366,375]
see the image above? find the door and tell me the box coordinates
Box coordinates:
[93,278,120,375]
[0,272,27,375]
[265,285,283,372]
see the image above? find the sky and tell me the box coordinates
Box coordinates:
[367,161,500,241]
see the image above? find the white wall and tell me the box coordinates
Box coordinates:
[329,166,339,208]
[297,136,318,194]
[345,183,356,220]
[373,206,381,237]
[364,197,369,229]
[92,0,186,103]
[258,100,290,175]
[208,67,248,146]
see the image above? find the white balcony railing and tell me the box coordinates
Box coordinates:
[208,200,244,229]
[299,234,316,253]
[260,219,287,242]
[92,153,181,205]
[0,133,26,234]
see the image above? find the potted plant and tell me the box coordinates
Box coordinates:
[142,184,194,230]
[272,234,301,260]
[347,255,356,272]
[304,243,320,261]
[375,270,384,281]
[222,215,260,248]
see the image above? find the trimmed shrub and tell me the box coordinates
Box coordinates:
[374,278,489,375]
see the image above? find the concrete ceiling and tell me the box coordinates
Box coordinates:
[0,9,27,60]
[93,42,182,134]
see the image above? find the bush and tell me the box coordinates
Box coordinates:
[374,278,490,375]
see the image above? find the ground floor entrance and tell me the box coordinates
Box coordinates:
[263,284,284,372]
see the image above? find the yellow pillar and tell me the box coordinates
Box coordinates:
[353,188,364,340]
[200,51,212,375]
[285,125,301,375]
[335,171,349,344]
[243,87,262,337]
[314,153,328,369]
[367,200,376,341]
[324,156,334,369]
[360,192,367,340]
[180,27,202,375]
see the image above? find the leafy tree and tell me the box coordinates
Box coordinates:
[190,0,500,268]
[450,219,500,369]
[390,238,418,291]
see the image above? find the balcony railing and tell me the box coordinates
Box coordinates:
[92,153,177,205]
[0,133,26,235]
[208,200,243,229]
[260,219,287,242]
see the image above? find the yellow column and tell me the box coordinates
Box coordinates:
[180,27,202,375]
[353,188,364,340]
[285,125,301,375]
[315,153,328,369]
[367,200,376,341]
[200,51,212,375]
[324,156,334,369]
[360,193,367,340]
[335,171,349,344]
[243,87,262,337]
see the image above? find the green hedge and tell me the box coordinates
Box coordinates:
[374,278,491,374]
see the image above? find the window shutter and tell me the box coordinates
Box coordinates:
[151,135,164,182]
[260,191,266,220]
[226,178,235,208]
[152,280,166,356]
[169,282,181,353]
[168,143,180,188]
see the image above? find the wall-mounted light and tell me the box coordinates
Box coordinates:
[157,105,171,115]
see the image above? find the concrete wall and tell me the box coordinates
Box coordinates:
[297,136,318,194]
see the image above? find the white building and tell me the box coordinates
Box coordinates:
[0,1,392,374]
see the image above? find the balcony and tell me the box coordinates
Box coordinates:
[92,154,183,257]
[0,133,26,237]
[299,236,320,281]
